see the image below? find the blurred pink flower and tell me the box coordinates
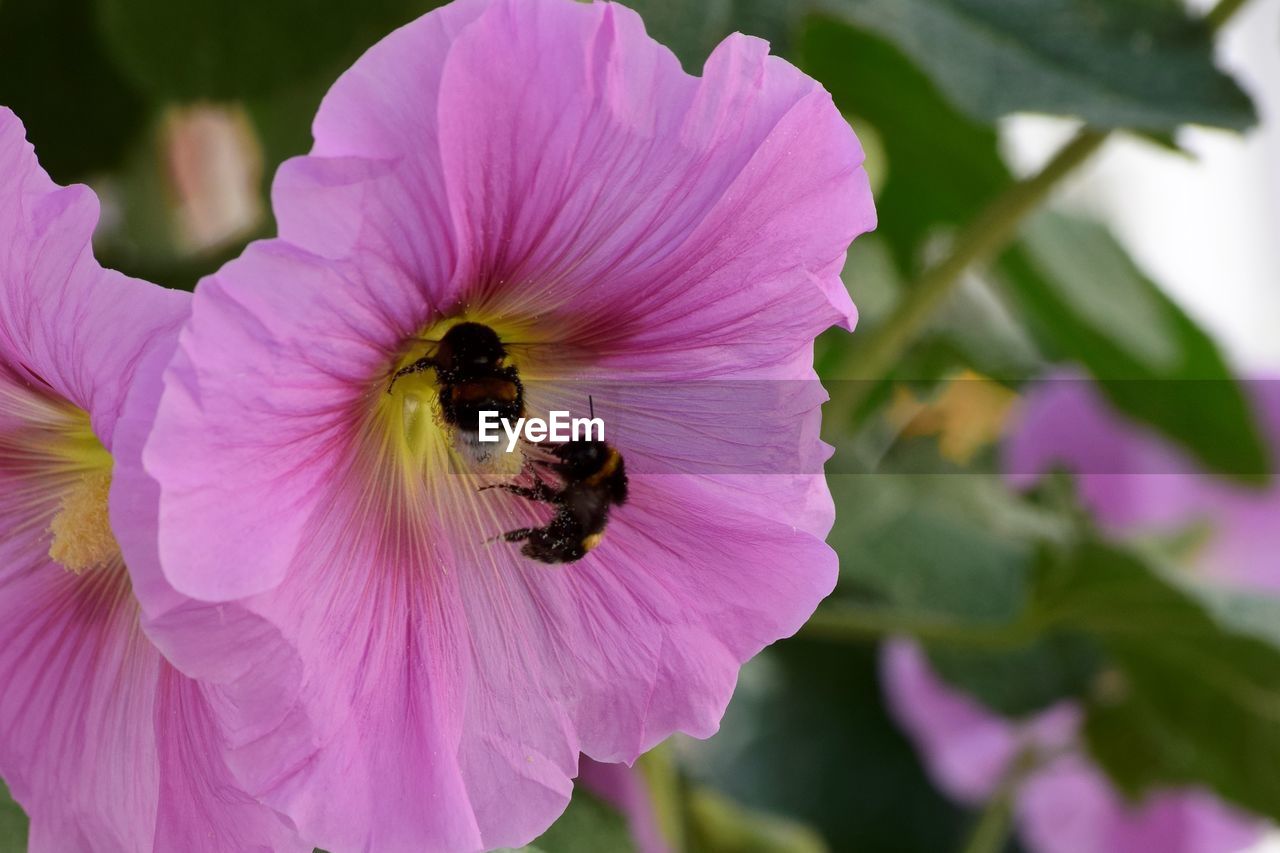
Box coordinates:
[160,103,265,253]
[883,378,1278,853]
[133,0,874,849]
[1005,376,1280,591]
[579,757,670,853]
[0,108,303,852]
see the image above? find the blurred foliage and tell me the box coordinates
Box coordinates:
[0,0,148,182]
[684,788,829,853]
[0,783,24,853]
[527,791,636,853]
[684,642,976,853]
[800,18,1013,275]
[0,0,1275,850]
[95,0,445,102]
[1059,542,1280,823]
[1000,213,1271,483]
[820,0,1256,131]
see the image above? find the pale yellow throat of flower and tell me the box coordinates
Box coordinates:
[48,463,120,575]
[49,468,118,573]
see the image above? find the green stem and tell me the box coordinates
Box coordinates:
[638,742,687,853]
[835,128,1106,410]
[800,603,1041,649]
[831,0,1252,414]
[959,746,1040,853]
[1207,0,1249,32]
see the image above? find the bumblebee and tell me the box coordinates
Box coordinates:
[389,321,524,436]
[483,438,628,564]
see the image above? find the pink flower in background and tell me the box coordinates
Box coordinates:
[883,378,1279,853]
[0,108,304,852]
[132,0,874,849]
[579,757,670,853]
[1005,376,1280,592]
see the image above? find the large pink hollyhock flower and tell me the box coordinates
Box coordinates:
[0,107,305,852]
[883,378,1279,853]
[131,0,874,849]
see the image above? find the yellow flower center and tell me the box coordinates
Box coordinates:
[48,467,119,574]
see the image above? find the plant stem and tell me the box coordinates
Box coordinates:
[800,603,1040,649]
[835,128,1105,410]
[1207,0,1250,32]
[832,0,1252,414]
[959,746,1041,853]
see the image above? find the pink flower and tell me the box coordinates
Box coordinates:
[883,643,1261,853]
[883,378,1278,853]
[1004,376,1280,592]
[130,0,874,849]
[0,107,304,852]
[579,757,669,853]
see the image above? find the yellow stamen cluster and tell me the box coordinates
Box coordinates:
[48,468,119,574]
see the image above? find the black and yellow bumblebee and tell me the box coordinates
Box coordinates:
[388,321,525,437]
[483,436,629,564]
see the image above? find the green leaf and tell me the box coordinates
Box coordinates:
[927,631,1103,718]
[0,0,149,181]
[799,17,1012,273]
[0,782,27,853]
[530,789,635,853]
[1030,541,1280,823]
[626,0,807,70]
[828,450,1050,625]
[819,0,1255,131]
[684,642,972,852]
[826,457,1099,717]
[95,0,444,101]
[686,787,827,853]
[999,213,1271,484]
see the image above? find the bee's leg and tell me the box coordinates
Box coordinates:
[387,357,434,392]
[484,527,532,546]
[479,477,558,503]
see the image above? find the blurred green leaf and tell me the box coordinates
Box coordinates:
[827,444,1059,623]
[819,0,1255,131]
[95,0,443,102]
[684,641,973,852]
[530,789,635,853]
[927,632,1103,718]
[800,17,1012,273]
[686,787,827,853]
[0,782,27,853]
[0,0,148,181]
[626,0,806,69]
[999,213,1271,484]
[1028,541,1280,823]
[826,459,1102,716]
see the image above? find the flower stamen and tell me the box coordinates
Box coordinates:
[48,468,119,574]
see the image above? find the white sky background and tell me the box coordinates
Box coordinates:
[1002,0,1280,373]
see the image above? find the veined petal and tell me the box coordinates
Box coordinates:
[139,0,872,849]
[0,106,304,851]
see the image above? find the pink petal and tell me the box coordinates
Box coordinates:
[879,641,1078,804]
[433,0,868,360]
[1005,375,1280,591]
[1018,757,1263,853]
[578,756,670,853]
[0,107,186,450]
[141,1,864,848]
[0,106,303,851]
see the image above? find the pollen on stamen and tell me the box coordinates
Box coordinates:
[48,468,120,574]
